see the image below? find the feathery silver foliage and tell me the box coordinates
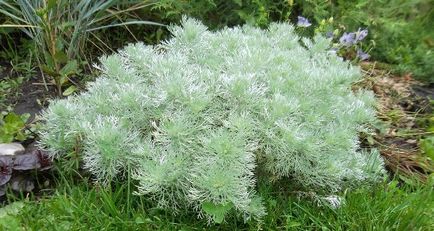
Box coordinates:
[39,17,386,223]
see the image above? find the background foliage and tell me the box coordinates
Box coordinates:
[1,0,432,85]
[299,0,434,82]
[150,0,434,82]
[0,0,162,94]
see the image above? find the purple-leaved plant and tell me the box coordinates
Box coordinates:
[0,156,13,186]
[0,149,51,197]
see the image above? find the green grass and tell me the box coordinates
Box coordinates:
[1,175,433,230]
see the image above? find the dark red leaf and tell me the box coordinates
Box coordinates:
[13,153,41,170]
[0,156,13,185]
[0,174,11,186]
[36,150,53,170]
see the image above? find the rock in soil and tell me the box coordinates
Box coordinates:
[0,143,25,156]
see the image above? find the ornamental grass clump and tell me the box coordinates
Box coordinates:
[39,18,386,223]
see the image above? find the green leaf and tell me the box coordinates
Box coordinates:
[0,202,25,231]
[63,85,77,96]
[60,60,78,76]
[0,112,29,142]
[201,201,233,223]
[53,51,68,64]
[399,175,417,186]
[233,0,243,6]
[0,202,24,218]
[4,112,21,124]
[86,21,165,32]
[15,131,26,141]
[20,113,30,123]
[55,39,64,54]
[3,113,26,129]
[287,221,301,228]
[47,0,57,11]
[35,8,47,18]
[60,21,75,30]
[367,136,375,145]
[41,65,59,77]
[421,136,434,160]
[0,131,14,143]
[43,51,55,68]
[59,75,68,86]
[2,123,17,134]
[134,217,145,224]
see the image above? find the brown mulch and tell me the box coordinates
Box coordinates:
[358,62,433,181]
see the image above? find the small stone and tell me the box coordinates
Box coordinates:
[10,175,35,192]
[0,143,25,156]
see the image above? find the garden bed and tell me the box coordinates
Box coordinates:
[1,1,433,228]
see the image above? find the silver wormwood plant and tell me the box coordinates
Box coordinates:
[39,17,386,223]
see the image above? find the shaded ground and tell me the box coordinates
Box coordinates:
[413,83,434,99]
[0,61,56,120]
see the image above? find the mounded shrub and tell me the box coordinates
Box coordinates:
[40,17,386,223]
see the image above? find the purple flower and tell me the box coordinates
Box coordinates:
[325,31,334,38]
[355,28,368,41]
[297,16,311,27]
[339,32,356,47]
[357,49,370,61]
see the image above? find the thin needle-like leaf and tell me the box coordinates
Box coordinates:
[86,21,165,32]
